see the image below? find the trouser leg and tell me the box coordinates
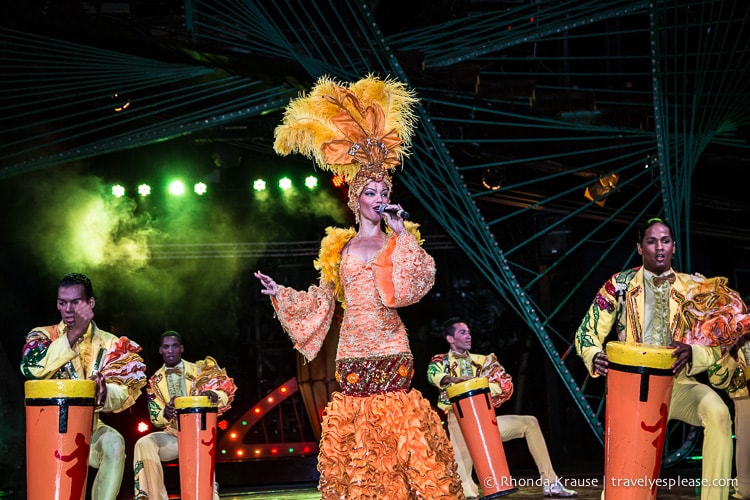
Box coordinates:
[497,414,557,483]
[447,411,480,497]
[669,381,732,500]
[133,430,178,500]
[89,424,126,500]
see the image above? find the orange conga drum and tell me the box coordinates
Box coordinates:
[604,341,675,499]
[175,396,218,500]
[25,379,96,500]
[446,378,517,499]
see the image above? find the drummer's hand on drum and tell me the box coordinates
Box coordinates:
[200,390,219,405]
[669,340,692,374]
[441,375,474,387]
[593,351,609,376]
[729,332,750,360]
[90,371,107,408]
[164,397,178,420]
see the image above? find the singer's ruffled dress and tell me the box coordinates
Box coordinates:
[271,226,464,499]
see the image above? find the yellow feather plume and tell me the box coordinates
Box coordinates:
[274,75,419,182]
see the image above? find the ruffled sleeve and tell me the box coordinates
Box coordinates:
[373,230,435,308]
[191,356,237,416]
[272,282,336,362]
[478,353,514,408]
[98,336,147,413]
[679,276,750,349]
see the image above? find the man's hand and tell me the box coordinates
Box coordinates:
[90,371,107,408]
[669,340,692,374]
[593,351,609,376]
[66,301,95,345]
[729,332,750,360]
[164,397,178,420]
[200,390,219,405]
[440,375,474,387]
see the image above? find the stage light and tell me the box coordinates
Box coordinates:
[584,172,619,207]
[253,179,266,192]
[194,182,207,195]
[304,176,318,190]
[279,177,292,190]
[111,93,131,112]
[168,180,186,196]
[481,167,505,191]
[218,420,228,431]
[112,185,126,198]
[332,174,345,188]
[136,421,150,433]
[137,184,151,197]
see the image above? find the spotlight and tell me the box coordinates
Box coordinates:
[332,174,345,188]
[279,177,292,191]
[304,176,318,190]
[253,179,267,192]
[194,182,207,195]
[112,184,126,198]
[137,184,151,197]
[584,172,619,207]
[168,180,186,196]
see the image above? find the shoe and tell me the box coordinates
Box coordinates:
[543,480,578,497]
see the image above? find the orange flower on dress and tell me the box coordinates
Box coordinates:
[345,372,360,385]
[398,365,410,377]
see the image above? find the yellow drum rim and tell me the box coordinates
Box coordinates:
[606,341,674,370]
[175,395,213,409]
[445,377,489,399]
[24,379,96,398]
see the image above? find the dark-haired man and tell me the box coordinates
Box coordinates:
[428,318,576,498]
[133,330,236,500]
[575,217,732,500]
[21,272,147,500]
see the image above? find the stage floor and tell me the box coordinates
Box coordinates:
[213,482,705,499]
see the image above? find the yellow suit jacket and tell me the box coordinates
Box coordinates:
[147,357,232,429]
[575,266,719,382]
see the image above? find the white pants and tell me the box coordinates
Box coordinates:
[133,427,219,500]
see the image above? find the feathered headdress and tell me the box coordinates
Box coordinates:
[274,75,419,220]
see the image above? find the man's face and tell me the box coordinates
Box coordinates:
[159,335,184,367]
[57,284,93,326]
[447,322,472,353]
[637,222,675,275]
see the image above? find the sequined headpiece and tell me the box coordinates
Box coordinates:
[273,75,418,222]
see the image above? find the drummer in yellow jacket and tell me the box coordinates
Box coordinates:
[574,217,732,500]
[20,272,147,500]
[133,330,237,500]
[427,317,577,498]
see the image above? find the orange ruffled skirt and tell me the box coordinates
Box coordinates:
[317,389,465,499]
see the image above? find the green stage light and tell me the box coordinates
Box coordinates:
[279,177,292,191]
[194,182,207,195]
[304,176,318,190]
[137,184,151,197]
[253,179,266,192]
[112,184,125,198]
[168,180,186,196]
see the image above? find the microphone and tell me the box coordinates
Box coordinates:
[377,205,410,220]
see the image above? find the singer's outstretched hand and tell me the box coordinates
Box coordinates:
[255,271,279,297]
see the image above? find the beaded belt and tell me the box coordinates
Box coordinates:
[335,353,414,397]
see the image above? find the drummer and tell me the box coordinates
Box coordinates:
[427,318,577,498]
[574,217,732,500]
[132,330,236,500]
